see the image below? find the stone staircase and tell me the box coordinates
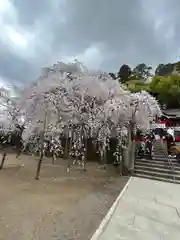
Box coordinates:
[134,141,180,184]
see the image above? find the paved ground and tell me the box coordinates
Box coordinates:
[92,177,180,240]
[0,154,128,240]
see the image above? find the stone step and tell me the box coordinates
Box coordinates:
[153,144,163,147]
[153,144,165,147]
[152,156,172,161]
[153,152,166,155]
[133,173,180,184]
[152,155,167,159]
[153,150,165,153]
[153,147,164,149]
[135,165,180,175]
[153,150,166,153]
[135,158,180,169]
[153,147,166,150]
[152,154,168,158]
[153,150,167,153]
[134,169,180,181]
[152,151,167,155]
[136,157,179,165]
[153,143,166,146]
[135,161,180,169]
[152,155,173,159]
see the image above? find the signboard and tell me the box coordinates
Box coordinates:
[151,123,166,129]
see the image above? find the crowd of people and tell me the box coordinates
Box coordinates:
[136,128,176,158]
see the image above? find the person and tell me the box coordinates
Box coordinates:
[166,133,174,155]
[146,138,152,159]
[155,133,160,140]
[138,141,145,158]
[167,128,175,141]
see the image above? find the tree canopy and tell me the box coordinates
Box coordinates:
[149,75,180,108]
[132,63,152,80]
[117,64,132,83]
[117,61,180,108]
[0,61,161,177]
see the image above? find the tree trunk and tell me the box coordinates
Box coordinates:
[83,137,87,171]
[128,120,136,172]
[124,124,132,170]
[130,140,136,171]
[67,129,73,172]
[118,140,123,175]
[35,108,47,180]
[67,137,72,171]
[35,151,43,180]
[119,155,123,175]
[82,125,87,171]
[100,147,103,165]
[52,154,56,164]
[0,151,7,170]
[64,136,69,159]
[103,148,107,169]
[16,147,21,159]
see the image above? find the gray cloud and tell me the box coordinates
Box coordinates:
[0,0,180,85]
[0,38,37,82]
[10,0,53,27]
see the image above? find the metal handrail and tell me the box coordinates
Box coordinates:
[160,140,175,182]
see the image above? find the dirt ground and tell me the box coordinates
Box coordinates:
[0,154,129,240]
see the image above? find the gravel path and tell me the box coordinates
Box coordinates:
[38,177,128,240]
[0,154,129,240]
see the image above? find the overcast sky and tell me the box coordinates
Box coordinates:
[0,0,180,85]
